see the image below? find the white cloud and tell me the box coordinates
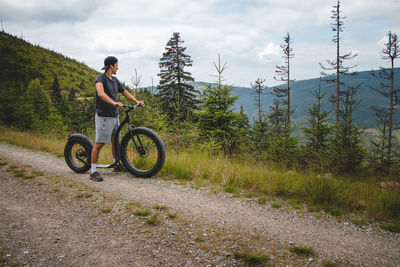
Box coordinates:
[1,0,399,87]
[258,43,280,61]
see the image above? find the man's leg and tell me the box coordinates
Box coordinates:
[90,142,104,182]
[91,142,104,167]
[111,138,117,162]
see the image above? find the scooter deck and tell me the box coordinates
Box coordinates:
[97,163,117,168]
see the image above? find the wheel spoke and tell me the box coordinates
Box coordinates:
[124,133,159,172]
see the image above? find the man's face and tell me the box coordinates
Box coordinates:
[110,62,119,74]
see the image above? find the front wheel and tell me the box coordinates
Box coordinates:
[120,127,166,178]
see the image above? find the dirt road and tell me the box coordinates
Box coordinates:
[0,143,399,266]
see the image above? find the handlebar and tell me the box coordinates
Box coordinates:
[122,103,144,112]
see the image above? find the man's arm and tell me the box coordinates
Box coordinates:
[95,82,120,107]
[122,90,144,106]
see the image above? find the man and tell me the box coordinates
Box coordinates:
[90,56,144,182]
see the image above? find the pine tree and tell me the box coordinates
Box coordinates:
[274,33,295,128]
[320,0,358,124]
[250,78,267,123]
[329,86,365,173]
[250,112,270,157]
[370,31,400,173]
[50,76,62,105]
[157,32,198,121]
[197,56,244,154]
[301,78,332,166]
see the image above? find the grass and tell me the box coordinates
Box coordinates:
[271,202,282,209]
[75,193,93,199]
[145,214,159,225]
[125,201,141,211]
[234,250,270,266]
[381,221,400,233]
[289,245,316,257]
[322,260,340,267]
[153,205,168,211]
[134,209,152,217]
[195,236,205,242]
[257,196,267,205]
[1,124,400,230]
[101,207,112,213]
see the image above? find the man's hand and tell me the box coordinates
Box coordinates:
[136,100,144,106]
[115,102,123,109]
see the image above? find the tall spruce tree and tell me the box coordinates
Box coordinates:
[250,78,267,123]
[274,33,295,128]
[197,56,245,154]
[157,32,198,121]
[370,31,400,173]
[301,78,332,166]
[329,85,365,174]
[320,0,358,124]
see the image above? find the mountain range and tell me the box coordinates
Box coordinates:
[191,68,400,129]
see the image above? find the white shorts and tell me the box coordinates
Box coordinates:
[95,114,120,143]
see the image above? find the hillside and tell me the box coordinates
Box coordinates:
[0,31,98,97]
[192,68,400,128]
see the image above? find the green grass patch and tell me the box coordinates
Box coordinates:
[153,205,168,211]
[381,221,400,233]
[289,245,316,257]
[75,193,93,199]
[367,189,400,221]
[322,260,340,267]
[350,217,368,227]
[32,171,44,176]
[145,214,159,225]
[134,209,152,217]
[271,202,282,209]
[6,165,18,172]
[195,236,205,242]
[303,176,344,207]
[101,207,112,213]
[289,198,303,209]
[0,162,7,167]
[223,184,237,193]
[257,196,267,205]
[234,250,270,266]
[162,161,193,180]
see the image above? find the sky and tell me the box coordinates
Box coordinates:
[1,0,399,88]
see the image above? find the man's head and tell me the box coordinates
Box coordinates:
[102,56,118,74]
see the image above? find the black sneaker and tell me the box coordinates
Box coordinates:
[90,171,103,182]
[113,163,126,172]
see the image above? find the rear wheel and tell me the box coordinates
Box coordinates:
[64,138,92,173]
[120,127,165,178]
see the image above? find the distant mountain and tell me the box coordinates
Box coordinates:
[191,69,400,128]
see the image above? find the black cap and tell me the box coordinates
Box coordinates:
[101,56,118,70]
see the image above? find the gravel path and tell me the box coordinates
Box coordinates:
[0,143,399,266]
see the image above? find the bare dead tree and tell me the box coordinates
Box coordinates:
[130,68,142,90]
[211,53,228,87]
[274,32,295,128]
[319,0,357,124]
[250,78,267,123]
